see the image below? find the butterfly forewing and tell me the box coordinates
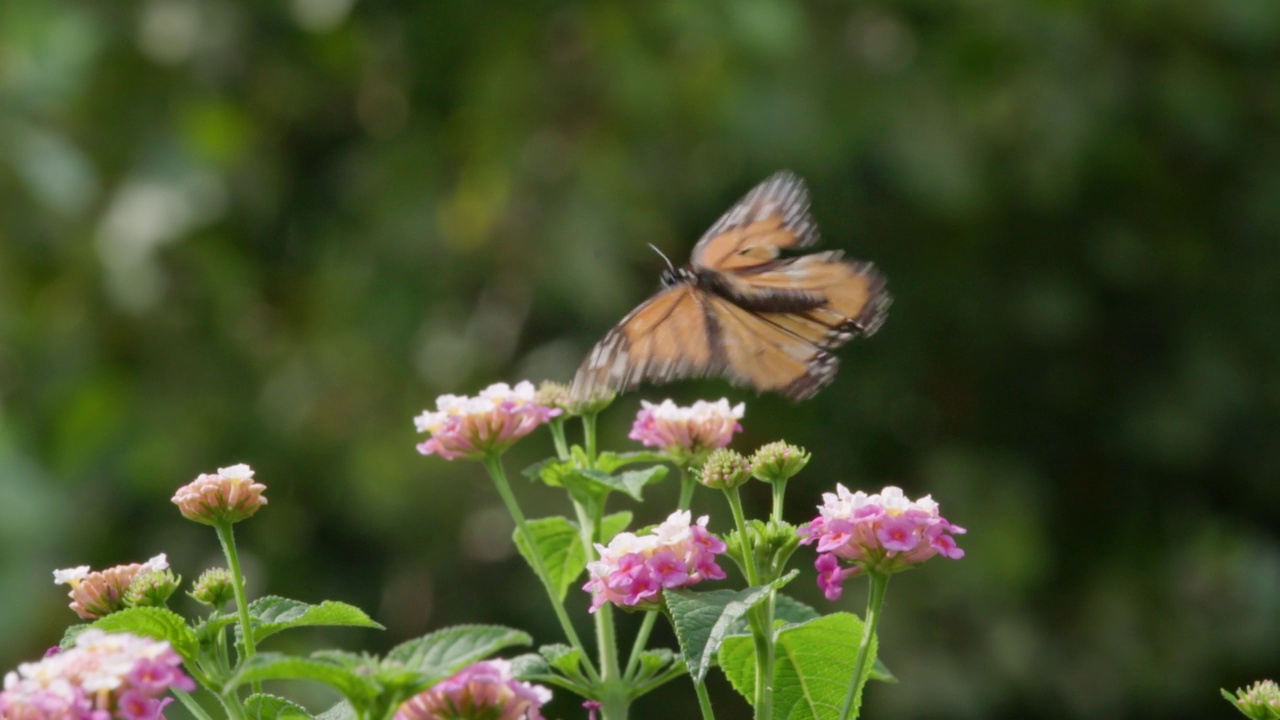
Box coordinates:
[691,171,818,272]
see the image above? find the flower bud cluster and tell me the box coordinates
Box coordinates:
[415,381,561,460]
[171,463,268,526]
[584,511,727,612]
[799,485,965,599]
[0,630,195,720]
[395,659,551,720]
[53,554,172,620]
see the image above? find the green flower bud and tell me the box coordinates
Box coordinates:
[124,569,181,609]
[1225,680,1280,720]
[536,381,615,417]
[189,567,236,608]
[698,448,752,490]
[750,441,811,484]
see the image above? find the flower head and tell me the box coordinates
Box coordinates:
[415,381,561,461]
[628,399,744,462]
[750,441,811,484]
[799,485,965,599]
[1226,679,1280,720]
[583,510,727,612]
[172,464,268,526]
[395,659,551,720]
[698,449,751,490]
[188,568,236,608]
[123,568,181,610]
[0,630,194,720]
[54,555,170,620]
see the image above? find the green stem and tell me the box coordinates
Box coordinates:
[695,678,717,720]
[549,418,570,461]
[214,523,259,694]
[771,478,788,522]
[171,688,214,720]
[482,453,597,680]
[582,412,599,466]
[839,573,890,720]
[677,466,697,509]
[723,489,774,719]
[723,489,759,587]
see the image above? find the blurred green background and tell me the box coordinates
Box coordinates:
[3,0,1280,717]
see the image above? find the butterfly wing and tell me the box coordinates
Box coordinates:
[691,170,818,272]
[570,285,725,401]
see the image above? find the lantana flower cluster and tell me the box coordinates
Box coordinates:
[171,463,268,526]
[395,659,551,720]
[0,630,194,720]
[584,510,727,612]
[629,399,744,461]
[799,485,966,600]
[53,555,171,620]
[416,381,561,460]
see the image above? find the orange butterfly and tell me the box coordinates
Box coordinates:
[570,171,890,401]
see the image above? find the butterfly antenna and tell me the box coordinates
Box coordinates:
[647,243,677,273]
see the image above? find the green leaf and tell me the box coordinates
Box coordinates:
[633,648,679,683]
[315,702,356,720]
[512,517,586,601]
[719,612,881,720]
[387,625,531,679]
[773,594,821,626]
[537,643,589,682]
[666,584,776,684]
[246,597,383,644]
[595,451,669,473]
[509,652,593,696]
[245,693,314,719]
[87,607,199,663]
[600,511,633,543]
[871,658,897,684]
[59,624,92,650]
[227,653,379,705]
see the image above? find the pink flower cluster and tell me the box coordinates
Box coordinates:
[629,399,744,458]
[0,630,195,720]
[53,555,170,620]
[415,381,561,460]
[799,485,966,600]
[584,511,727,612]
[395,659,551,720]
[171,464,268,526]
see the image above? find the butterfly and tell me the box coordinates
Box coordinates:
[570,171,890,402]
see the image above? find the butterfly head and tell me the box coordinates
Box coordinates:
[659,266,697,289]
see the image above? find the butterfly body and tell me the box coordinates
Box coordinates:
[571,172,890,402]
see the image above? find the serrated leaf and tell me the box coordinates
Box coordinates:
[512,517,586,601]
[611,465,669,498]
[386,625,531,680]
[227,653,379,705]
[315,701,356,720]
[59,624,91,650]
[773,594,821,626]
[666,585,775,685]
[245,693,314,719]
[719,612,881,720]
[246,597,383,644]
[522,458,562,484]
[509,651,593,696]
[600,511,632,543]
[595,451,669,473]
[87,607,199,663]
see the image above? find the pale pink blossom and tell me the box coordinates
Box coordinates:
[53,555,169,620]
[0,630,194,720]
[799,485,965,600]
[415,381,561,461]
[584,511,727,612]
[395,659,551,720]
[629,399,744,459]
[171,464,268,526]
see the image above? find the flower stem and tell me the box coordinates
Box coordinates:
[695,677,717,720]
[582,412,599,466]
[172,688,214,720]
[483,453,597,680]
[677,466,697,509]
[549,418,570,461]
[724,489,774,720]
[214,522,259,693]
[839,572,890,720]
[770,479,788,522]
